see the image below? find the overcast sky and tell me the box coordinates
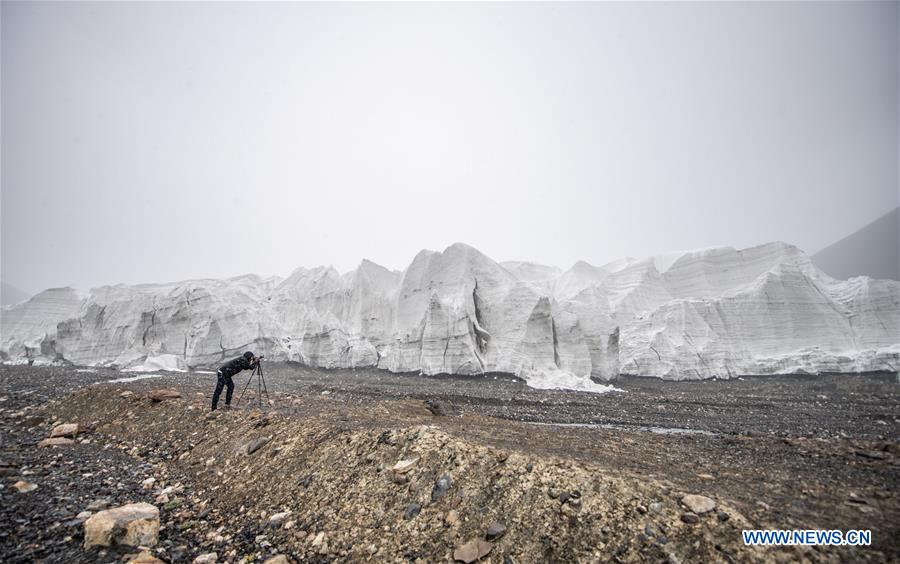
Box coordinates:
[2,1,898,294]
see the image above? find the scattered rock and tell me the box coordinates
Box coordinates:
[432,474,453,501]
[445,510,460,526]
[11,480,37,493]
[127,550,165,564]
[486,522,507,540]
[38,437,75,447]
[148,389,181,402]
[240,437,270,455]
[392,458,418,474]
[50,423,79,438]
[681,494,716,514]
[404,503,422,520]
[424,399,449,416]
[193,553,218,564]
[454,538,494,563]
[86,498,111,511]
[681,513,700,524]
[84,502,160,548]
[269,511,293,527]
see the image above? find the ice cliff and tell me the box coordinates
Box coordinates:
[1,242,897,384]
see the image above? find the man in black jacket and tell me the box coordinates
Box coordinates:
[212,351,258,410]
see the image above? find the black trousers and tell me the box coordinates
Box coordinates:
[211,371,234,410]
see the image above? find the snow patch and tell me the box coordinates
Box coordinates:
[122,354,186,373]
[108,373,164,383]
[523,369,622,394]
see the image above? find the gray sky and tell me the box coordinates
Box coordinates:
[2,1,898,294]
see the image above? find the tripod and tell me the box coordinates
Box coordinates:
[237,360,270,408]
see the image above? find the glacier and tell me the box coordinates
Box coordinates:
[1,242,897,386]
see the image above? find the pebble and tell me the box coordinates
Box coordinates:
[431,474,453,501]
[404,503,422,520]
[12,480,37,493]
[486,522,507,540]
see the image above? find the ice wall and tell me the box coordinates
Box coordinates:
[1,241,897,382]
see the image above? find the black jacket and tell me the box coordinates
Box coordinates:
[218,355,253,378]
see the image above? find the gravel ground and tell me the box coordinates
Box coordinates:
[1,364,898,562]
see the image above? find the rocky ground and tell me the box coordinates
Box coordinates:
[0,364,897,563]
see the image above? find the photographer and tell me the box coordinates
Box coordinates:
[211,351,259,410]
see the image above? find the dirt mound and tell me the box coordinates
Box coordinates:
[40,386,778,563]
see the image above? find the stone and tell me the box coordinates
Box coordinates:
[431,474,453,501]
[193,553,218,564]
[38,437,75,447]
[87,498,111,511]
[453,538,494,563]
[120,391,136,398]
[485,522,507,540]
[424,399,449,416]
[240,437,270,455]
[404,503,422,520]
[50,423,79,438]
[392,458,418,474]
[127,551,166,564]
[148,389,181,402]
[269,511,292,527]
[681,494,716,514]
[263,557,290,564]
[12,480,37,493]
[141,477,156,489]
[681,512,700,524]
[76,511,93,521]
[84,502,160,548]
[445,510,460,526]
[311,532,325,547]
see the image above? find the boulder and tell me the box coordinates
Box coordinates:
[50,423,79,438]
[148,389,181,402]
[681,494,716,514]
[84,502,160,548]
[38,437,75,447]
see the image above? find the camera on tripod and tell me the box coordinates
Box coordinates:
[239,354,270,407]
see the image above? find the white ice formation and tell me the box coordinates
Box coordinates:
[1,242,897,386]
